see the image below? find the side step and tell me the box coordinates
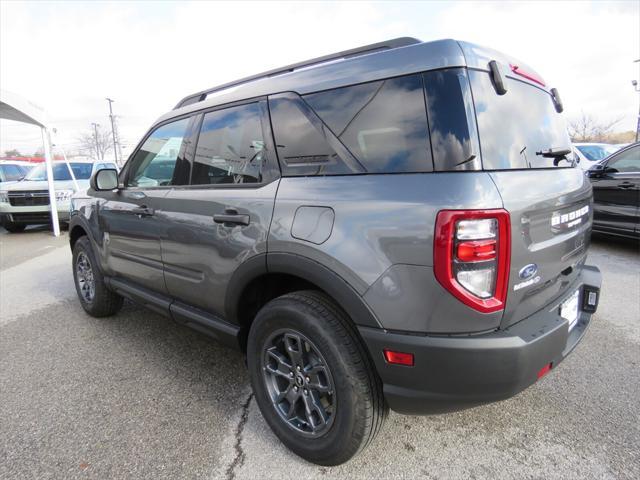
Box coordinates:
[106,277,241,349]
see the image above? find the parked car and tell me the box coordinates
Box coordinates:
[0,160,33,186]
[0,160,116,232]
[587,142,640,239]
[69,38,602,465]
[572,143,616,170]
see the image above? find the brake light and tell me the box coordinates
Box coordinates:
[434,209,511,313]
[509,64,546,87]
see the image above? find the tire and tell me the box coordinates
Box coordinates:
[72,236,123,317]
[247,290,387,465]
[3,222,26,233]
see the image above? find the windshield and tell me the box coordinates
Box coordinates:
[25,162,93,181]
[469,70,571,169]
[576,145,609,161]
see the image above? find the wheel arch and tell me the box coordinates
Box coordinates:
[226,252,382,351]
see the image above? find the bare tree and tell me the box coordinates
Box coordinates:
[3,149,21,157]
[568,112,623,143]
[77,125,113,161]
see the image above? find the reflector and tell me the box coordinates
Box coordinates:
[383,349,414,366]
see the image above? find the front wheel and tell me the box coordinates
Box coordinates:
[247,290,387,465]
[72,236,123,317]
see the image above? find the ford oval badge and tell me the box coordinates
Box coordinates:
[519,264,538,279]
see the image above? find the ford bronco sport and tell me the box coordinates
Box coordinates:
[69,38,602,465]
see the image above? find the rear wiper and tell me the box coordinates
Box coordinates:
[535,147,573,166]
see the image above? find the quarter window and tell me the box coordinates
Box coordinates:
[423,68,480,171]
[127,117,190,187]
[191,102,266,185]
[269,95,352,176]
[304,74,432,173]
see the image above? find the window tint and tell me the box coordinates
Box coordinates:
[469,70,571,170]
[304,74,432,173]
[191,103,266,185]
[423,68,480,171]
[607,145,640,173]
[127,118,190,187]
[270,95,352,176]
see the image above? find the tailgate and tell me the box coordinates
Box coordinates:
[490,168,593,328]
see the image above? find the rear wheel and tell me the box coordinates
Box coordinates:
[72,236,123,317]
[247,290,387,465]
[3,222,26,233]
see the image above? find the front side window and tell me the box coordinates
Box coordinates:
[303,74,432,173]
[127,117,190,187]
[191,102,267,185]
[607,145,640,173]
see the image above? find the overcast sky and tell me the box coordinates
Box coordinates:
[1,0,638,158]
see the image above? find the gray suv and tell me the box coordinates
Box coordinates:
[69,38,602,465]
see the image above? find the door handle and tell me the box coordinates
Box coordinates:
[617,182,634,189]
[213,209,250,226]
[131,205,155,217]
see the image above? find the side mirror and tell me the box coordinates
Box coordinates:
[90,168,119,191]
[587,164,605,178]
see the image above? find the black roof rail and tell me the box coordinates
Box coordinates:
[173,37,421,109]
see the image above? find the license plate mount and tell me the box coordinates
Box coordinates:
[560,289,580,331]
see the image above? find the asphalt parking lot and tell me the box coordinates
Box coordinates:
[0,226,638,479]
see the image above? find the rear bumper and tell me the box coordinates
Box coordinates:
[359,264,602,415]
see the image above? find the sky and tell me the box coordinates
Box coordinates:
[1,0,639,159]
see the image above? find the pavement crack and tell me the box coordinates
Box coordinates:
[225,393,253,480]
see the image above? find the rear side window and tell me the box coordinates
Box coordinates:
[303,74,432,173]
[423,68,480,171]
[191,102,266,185]
[469,70,571,170]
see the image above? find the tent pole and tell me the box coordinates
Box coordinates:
[41,127,60,237]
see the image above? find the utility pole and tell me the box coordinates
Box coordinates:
[105,97,119,165]
[91,122,100,160]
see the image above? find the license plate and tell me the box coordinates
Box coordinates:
[560,290,580,331]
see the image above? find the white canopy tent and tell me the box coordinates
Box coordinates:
[0,89,61,236]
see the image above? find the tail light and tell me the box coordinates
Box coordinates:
[434,209,511,313]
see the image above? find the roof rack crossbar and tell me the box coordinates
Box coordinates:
[173,37,421,109]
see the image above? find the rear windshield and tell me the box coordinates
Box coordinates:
[469,70,571,169]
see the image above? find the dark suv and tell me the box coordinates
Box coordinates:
[69,38,602,465]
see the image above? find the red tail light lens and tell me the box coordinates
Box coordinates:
[434,209,511,313]
[456,239,497,262]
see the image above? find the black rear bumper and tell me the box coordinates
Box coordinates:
[359,265,602,415]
